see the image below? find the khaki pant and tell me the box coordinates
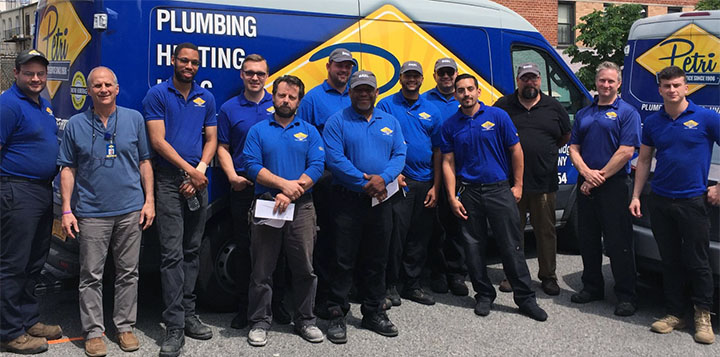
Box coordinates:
[517,192,557,281]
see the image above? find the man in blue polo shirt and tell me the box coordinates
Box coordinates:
[568,61,639,317]
[441,74,547,322]
[630,66,719,345]
[324,71,406,343]
[242,75,325,347]
[377,61,442,307]
[142,42,217,357]
[422,57,468,297]
[0,49,62,355]
[58,66,154,357]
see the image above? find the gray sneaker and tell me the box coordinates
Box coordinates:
[297,324,324,343]
[247,328,267,347]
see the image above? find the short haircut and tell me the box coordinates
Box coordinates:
[88,66,119,85]
[454,73,479,88]
[272,75,305,100]
[173,42,198,57]
[596,61,622,82]
[657,66,686,84]
[242,53,267,71]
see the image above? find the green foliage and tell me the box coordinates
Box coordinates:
[695,0,720,10]
[563,4,644,90]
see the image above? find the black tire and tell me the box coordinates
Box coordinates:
[196,212,241,312]
[558,202,580,254]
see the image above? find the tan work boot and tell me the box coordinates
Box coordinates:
[650,315,686,334]
[84,337,107,357]
[694,306,715,344]
[0,333,48,354]
[27,322,63,340]
[117,331,140,352]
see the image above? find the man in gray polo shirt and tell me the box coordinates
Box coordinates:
[58,66,154,357]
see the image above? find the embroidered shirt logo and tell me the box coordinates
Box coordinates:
[266,106,275,114]
[381,127,393,135]
[683,120,699,129]
[192,97,206,107]
[418,112,432,120]
[481,121,495,131]
[294,132,308,141]
[46,107,54,116]
[605,111,618,120]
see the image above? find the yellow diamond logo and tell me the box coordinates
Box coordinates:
[45,107,53,115]
[684,120,698,128]
[381,127,393,135]
[266,106,275,113]
[37,0,91,99]
[293,132,308,141]
[606,111,617,118]
[481,121,495,129]
[635,24,720,96]
[265,5,502,104]
[418,112,431,120]
[193,97,206,106]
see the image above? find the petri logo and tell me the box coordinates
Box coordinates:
[70,71,87,110]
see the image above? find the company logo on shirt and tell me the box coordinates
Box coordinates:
[481,121,495,131]
[683,120,699,129]
[418,112,432,120]
[605,111,617,120]
[266,106,275,114]
[380,127,394,135]
[318,146,324,151]
[45,107,54,116]
[294,132,308,141]
[193,97,206,107]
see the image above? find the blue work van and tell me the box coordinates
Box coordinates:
[36,0,591,308]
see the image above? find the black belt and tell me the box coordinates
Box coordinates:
[460,180,508,189]
[0,175,52,186]
[333,185,369,198]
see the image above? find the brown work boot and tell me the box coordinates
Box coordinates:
[693,306,715,344]
[117,331,140,352]
[84,337,107,357]
[650,315,686,334]
[27,322,63,340]
[498,279,512,293]
[0,333,48,354]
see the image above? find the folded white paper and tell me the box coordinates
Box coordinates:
[371,177,400,207]
[254,199,295,223]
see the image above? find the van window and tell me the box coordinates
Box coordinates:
[511,45,587,121]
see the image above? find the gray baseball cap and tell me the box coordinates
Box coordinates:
[517,62,541,78]
[350,70,377,89]
[400,61,423,75]
[329,48,354,63]
[15,49,49,67]
[434,58,457,71]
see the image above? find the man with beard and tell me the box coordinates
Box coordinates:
[377,61,442,306]
[243,75,325,347]
[323,71,406,343]
[143,42,217,357]
[493,63,571,296]
[296,48,355,318]
[568,61,639,317]
[441,74,547,321]
[0,49,62,355]
[421,57,468,297]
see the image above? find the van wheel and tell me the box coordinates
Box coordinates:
[196,215,241,312]
[558,204,579,253]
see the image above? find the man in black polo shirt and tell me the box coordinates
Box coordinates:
[493,63,571,296]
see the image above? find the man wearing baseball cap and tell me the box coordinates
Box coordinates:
[323,70,407,343]
[377,61,442,307]
[0,49,62,354]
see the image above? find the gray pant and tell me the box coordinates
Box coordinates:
[248,199,317,329]
[78,211,142,339]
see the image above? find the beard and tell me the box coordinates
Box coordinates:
[274,104,296,118]
[521,86,539,99]
[174,68,195,83]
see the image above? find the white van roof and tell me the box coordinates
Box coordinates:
[628,10,720,40]
[174,0,537,32]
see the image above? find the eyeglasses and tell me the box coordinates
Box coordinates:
[175,57,200,67]
[243,70,267,78]
[21,71,47,78]
[519,75,540,82]
[437,68,455,77]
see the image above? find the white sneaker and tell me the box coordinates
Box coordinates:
[297,324,324,343]
[247,328,267,347]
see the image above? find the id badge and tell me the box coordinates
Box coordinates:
[106,143,117,158]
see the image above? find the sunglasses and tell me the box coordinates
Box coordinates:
[437,68,456,77]
[243,70,267,78]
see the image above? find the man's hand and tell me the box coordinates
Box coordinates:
[580,181,593,196]
[188,168,209,189]
[449,196,468,220]
[363,173,386,197]
[62,213,79,239]
[229,175,253,192]
[179,181,196,198]
[139,201,155,230]
[424,185,438,208]
[629,197,642,218]
[274,193,291,214]
[708,184,720,206]
[510,185,522,203]
[582,169,605,187]
[279,179,304,201]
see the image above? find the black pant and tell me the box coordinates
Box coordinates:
[428,184,467,281]
[312,170,334,306]
[649,193,714,315]
[327,187,392,316]
[576,174,636,303]
[457,182,536,307]
[0,179,52,341]
[229,183,254,313]
[388,178,434,291]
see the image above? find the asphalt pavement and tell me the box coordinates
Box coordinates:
[33,253,719,356]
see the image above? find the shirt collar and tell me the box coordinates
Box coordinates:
[166,77,203,99]
[237,89,272,106]
[429,87,456,103]
[459,101,486,120]
[660,99,698,120]
[394,91,422,109]
[322,80,349,95]
[592,95,620,110]
[268,115,301,128]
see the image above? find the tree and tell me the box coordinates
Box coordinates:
[563,4,644,90]
[695,0,720,10]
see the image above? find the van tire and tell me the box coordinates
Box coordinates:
[558,203,579,253]
[196,213,241,312]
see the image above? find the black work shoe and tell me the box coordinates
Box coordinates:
[448,278,469,296]
[614,302,637,317]
[498,279,512,293]
[387,286,402,306]
[519,302,548,322]
[184,315,212,340]
[430,274,449,294]
[400,289,435,305]
[159,328,184,357]
[361,312,398,337]
[541,279,560,296]
[272,301,292,325]
[314,301,331,320]
[570,290,603,304]
[327,317,347,344]
[230,312,248,330]
[383,298,393,311]
[474,300,492,316]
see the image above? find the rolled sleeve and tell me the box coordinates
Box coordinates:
[217,108,231,144]
[0,101,19,146]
